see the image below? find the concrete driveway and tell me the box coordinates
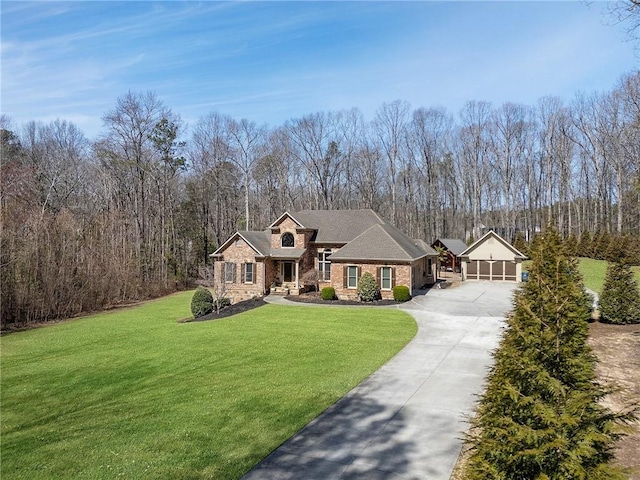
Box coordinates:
[242,282,518,480]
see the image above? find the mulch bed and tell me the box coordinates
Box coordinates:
[284,292,400,306]
[184,298,268,322]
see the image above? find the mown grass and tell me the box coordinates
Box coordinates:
[1,291,416,479]
[523,258,640,295]
[577,258,640,294]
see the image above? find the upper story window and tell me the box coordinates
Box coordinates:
[281,232,294,248]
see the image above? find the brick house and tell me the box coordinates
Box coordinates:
[211,210,438,302]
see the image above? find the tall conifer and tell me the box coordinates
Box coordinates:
[467,226,632,479]
[599,262,640,324]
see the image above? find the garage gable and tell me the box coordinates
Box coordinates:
[461,230,527,261]
[461,231,527,282]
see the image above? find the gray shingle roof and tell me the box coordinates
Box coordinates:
[269,248,306,259]
[214,210,435,264]
[292,209,386,244]
[414,239,439,256]
[434,238,468,256]
[238,230,271,256]
[329,223,433,262]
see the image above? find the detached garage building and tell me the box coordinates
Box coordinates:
[460,230,527,282]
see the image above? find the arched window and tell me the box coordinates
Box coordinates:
[281,232,295,248]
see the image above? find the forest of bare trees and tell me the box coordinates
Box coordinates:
[1,70,639,327]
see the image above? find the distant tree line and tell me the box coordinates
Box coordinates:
[1,70,639,327]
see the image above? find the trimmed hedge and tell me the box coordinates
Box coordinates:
[191,286,214,318]
[321,286,336,300]
[392,285,411,302]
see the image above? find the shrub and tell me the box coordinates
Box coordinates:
[599,262,640,324]
[393,285,411,302]
[357,272,380,302]
[301,269,319,292]
[191,286,214,318]
[215,297,231,309]
[466,226,632,479]
[321,287,336,300]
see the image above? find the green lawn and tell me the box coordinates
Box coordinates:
[523,258,640,295]
[1,292,416,479]
[577,258,640,294]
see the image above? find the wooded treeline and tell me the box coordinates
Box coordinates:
[1,71,639,327]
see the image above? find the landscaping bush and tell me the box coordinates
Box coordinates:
[321,286,336,300]
[393,285,411,302]
[215,297,231,310]
[190,286,214,318]
[357,272,380,302]
[301,269,319,292]
[599,262,640,324]
[466,226,633,479]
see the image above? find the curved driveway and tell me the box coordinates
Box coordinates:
[242,282,517,480]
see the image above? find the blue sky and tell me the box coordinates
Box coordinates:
[2,1,638,138]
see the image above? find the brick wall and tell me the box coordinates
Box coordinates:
[331,262,413,300]
[270,217,309,250]
[214,237,265,303]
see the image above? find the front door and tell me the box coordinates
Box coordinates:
[282,262,294,283]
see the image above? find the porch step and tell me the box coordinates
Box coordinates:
[270,286,290,295]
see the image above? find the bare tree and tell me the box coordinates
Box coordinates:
[286,111,344,210]
[373,100,411,224]
[458,100,492,240]
[96,91,173,282]
[227,117,265,230]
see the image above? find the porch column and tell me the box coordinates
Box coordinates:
[295,261,299,289]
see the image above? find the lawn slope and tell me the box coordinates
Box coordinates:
[1,292,416,479]
[577,257,640,294]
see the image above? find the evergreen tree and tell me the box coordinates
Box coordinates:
[577,230,592,258]
[605,234,627,263]
[565,232,578,257]
[599,262,640,325]
[595,231,613,261]
[467,226,632,479]
[512,231,528,257]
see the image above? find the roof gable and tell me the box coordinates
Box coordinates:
[211,230,270,257]
[460,230,527,259]
[330,223,433,262]
[268,211,305,229]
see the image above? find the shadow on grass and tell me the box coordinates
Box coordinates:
[241,392,417,480]
[180,298,268,323]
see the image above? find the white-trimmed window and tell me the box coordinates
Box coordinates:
[347,266,358,288]
[318,249,331,281]
[224,262,236,283]
[380,267,393,290]
[281,232,294,248]
[242,263,254,284]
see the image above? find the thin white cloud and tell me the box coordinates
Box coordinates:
[1,1,636,138]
